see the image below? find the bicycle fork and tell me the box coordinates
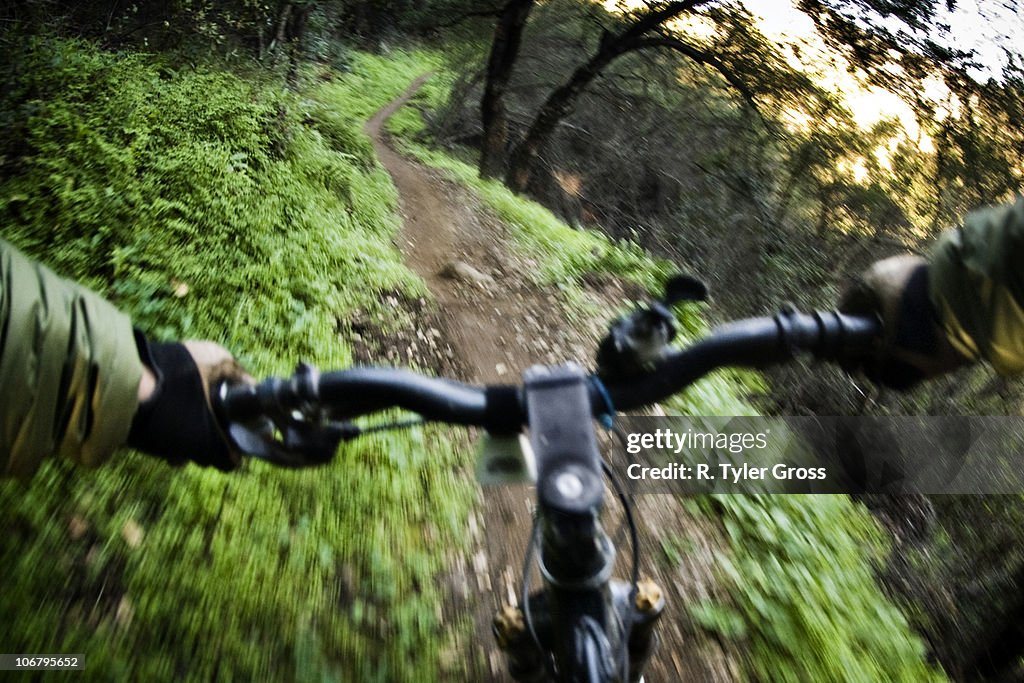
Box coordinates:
[493,578,666,682]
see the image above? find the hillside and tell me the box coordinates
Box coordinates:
[0,34,949,682]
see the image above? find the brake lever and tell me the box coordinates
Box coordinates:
[214,362,359,468]
[225,414,355,468]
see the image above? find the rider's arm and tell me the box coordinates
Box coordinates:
[0,238,142,476]
[929,197,1024,374]
[841,197,1024,389]
[1,238,248,477]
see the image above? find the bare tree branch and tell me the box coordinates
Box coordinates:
[614,0,718,47]
[503,0,732,191]
[628,36,765,123]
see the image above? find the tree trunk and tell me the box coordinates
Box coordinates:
[479,0,534,179]
[286,3,312,88]
[502,0,710,193]
[505,51,614,192]
[269,2,292,59]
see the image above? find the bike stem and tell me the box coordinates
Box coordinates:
[525,364,607,581]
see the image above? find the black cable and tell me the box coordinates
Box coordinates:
[351,417,424,437]
[603,464,639,590]
[521,515,556,679]
[605,426,642,683]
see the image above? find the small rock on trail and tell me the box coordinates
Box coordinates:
[441,260,496,288]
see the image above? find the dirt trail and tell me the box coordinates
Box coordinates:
[366,78,738,682]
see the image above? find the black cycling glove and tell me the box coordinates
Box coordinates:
[127,332,239,471]
[840,261,934,390]
[839,256,969,391]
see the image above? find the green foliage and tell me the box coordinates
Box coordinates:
[309,50,449,122]
[698,495,948,682]
[690,601,748,640]
[659,531,695,569]
[0,38,473,681]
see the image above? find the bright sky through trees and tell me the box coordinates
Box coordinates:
[608,1,1021,129]
[753,0,1021,124]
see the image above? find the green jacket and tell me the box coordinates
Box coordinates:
[0,238,141,477]
[930,197,1024,375]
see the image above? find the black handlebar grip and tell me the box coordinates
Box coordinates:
[214,381,263,423]
[809,311,881,360]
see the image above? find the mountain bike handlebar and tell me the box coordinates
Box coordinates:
[218,308,878,436]
[214,303,878,682]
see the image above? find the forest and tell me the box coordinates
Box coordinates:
[1,0,1022,680]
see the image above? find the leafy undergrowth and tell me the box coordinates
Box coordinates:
[375,48,948,682]
[0,39,474,681]
[696,496,947,682]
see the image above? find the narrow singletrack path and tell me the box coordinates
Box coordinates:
[366,77,739,682]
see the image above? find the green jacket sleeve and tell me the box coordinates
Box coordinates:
[0,238,142,477]
[929,197,1024,375]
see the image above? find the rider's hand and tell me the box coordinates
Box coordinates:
[127,333,252,470]
[839,254,971,390]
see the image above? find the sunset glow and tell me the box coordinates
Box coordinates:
[603,0,1011,139]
